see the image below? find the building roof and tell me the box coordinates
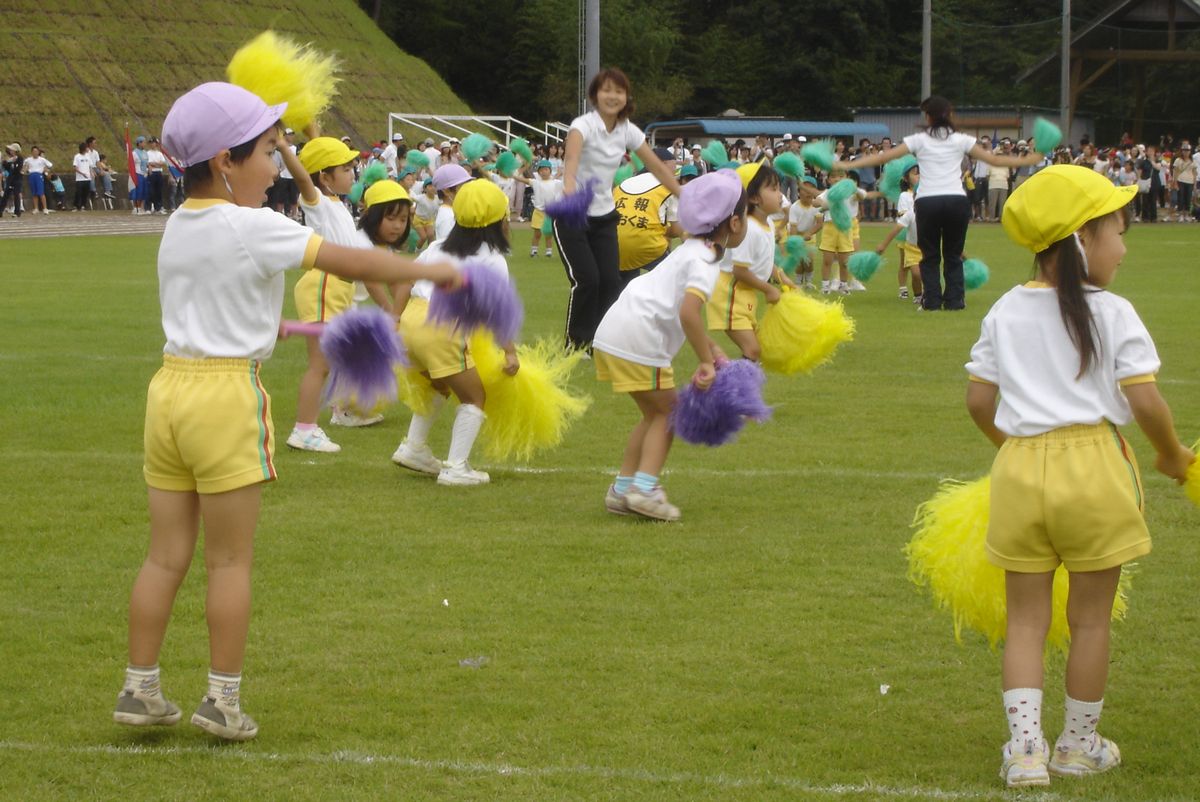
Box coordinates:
[644,117,891,140]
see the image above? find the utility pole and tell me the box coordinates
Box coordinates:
[585,0,600,109]
[921,0,931,100]
[1060,0,1071,135]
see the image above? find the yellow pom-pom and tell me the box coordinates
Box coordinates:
[469,333,592,462]
[757,289,855,375]
[906,476,1133,652]
[227,30,339,130]
[395,365,435,417]
[1185,443,1200,507]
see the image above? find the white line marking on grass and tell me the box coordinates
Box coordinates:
[0,740,1053,801]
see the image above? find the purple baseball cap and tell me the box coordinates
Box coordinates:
[678,169,744,235]
[431,163,471,191]
[162,82,287,168]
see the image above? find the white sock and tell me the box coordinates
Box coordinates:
[1060,695,1104,751]
[124,664,161,697]
[405,394,446,448]
[208,670,242,708]
[446,403,486,465]
[1003,687,1045,749]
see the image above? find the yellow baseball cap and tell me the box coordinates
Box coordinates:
[452,179,508,228]
[735,161,762,189]
[1002,165,1137,253]
[364,178,411,209]
[298,136,357,173]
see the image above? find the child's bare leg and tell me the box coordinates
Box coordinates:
[1002,570,1054,690]
[296,336,329,425]
[128,488,201,666]
[619,418,650,476]
[898,253,908,288]
[725,329,760,361]
[438,368,485,408]
[838,253,850,283]
[910,265,924,296]
[631,389,676,477]
[200,484,262,674]
[1064,567,1122,701]
[821,251,834,281]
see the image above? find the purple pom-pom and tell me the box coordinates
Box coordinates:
[428,262,524,344]
[545,179,596,229]
[319,307,408,410]
[671,359,772,446]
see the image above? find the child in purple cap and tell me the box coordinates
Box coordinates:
[432,163,471,240]
[591,170,746,521]
[114,81,459,742]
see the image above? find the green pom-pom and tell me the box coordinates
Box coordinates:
[897,228,908,243]
[776,235,809,277]
[406,227,420,252]
[701,141,728,167]
[784,235,806,260]
[964,258,990,290]
[540,214,555,235]
[462,133,494,163]
[826,178,858,232]
[879,155,918,203]
[613,162,634,187]
[801,140,835,170]
[773,152,804,179]
[1031,118,1062,155]
[630,151,644,173]
[495,151,519,178]
[349,162,388,204]
[848,251,882,282]
[405,150,429,169]
[718,161,741,171]
[510,137,533,163]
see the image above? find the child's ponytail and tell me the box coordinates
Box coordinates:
[703,190,748,262]
[1040,234,1098,378]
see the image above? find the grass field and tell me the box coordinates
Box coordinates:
[2,221,1199,801]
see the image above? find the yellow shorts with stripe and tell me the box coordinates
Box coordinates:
[414,215,434,228]
[851,219,860,241]
[143,356,276,494]
[986,422,1150,573]
[594,350,675,393]
[530,209,546,231]
[294,269,355,323]
[818,221,854,254]
[399,297,475,379]
[705,271,758,331]
[899,242,923,265]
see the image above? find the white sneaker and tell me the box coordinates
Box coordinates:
[113,687,182,727]
[437,461,490,486]
[530,247,538,257]
[330,409,384,427]
[191,696,258,741]
[624,485,681,522]
[820,281,831,295]
[1000,739,1050,788]
[545,249,554,258]
[836,281,850,295]
[605,484,630,515]
[1049,734,1121,777]
[847,279,867,292]
[898,287,909,299]
[392,441,442,475]
[286,426,341,453]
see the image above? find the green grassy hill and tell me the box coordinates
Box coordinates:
[0,0,472,165]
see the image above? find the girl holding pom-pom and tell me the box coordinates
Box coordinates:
[872,162,924,303]
[705,162,785,361]
[116,83,459,742]
[832,96,1041,311]
[392,179,519,486]
[592,170,745,522]
[558,68,681,353]
[964,165,1193,787]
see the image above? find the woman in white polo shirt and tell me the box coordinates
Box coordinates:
[556,67,680,352]
[834,96,1041,311]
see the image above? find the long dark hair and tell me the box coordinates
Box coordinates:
[1037,206,1132,378]
[745,164,780,217]
[358,198,413,246]
[442,219,510,258]
[920,96,956,138]
[703,190,749,262]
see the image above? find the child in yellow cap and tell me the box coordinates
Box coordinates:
[704,161,785,361]
[283,130,390,450]
[392,179,520,486]
[964,164,1194,788]
[117,82,458,742]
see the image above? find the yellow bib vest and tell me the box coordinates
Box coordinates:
[615,173,672,272]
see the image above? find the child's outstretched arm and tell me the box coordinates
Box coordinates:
[1123,382,1195,481]
[965,380,1006,447]
[874,223,906,254]
[315,242,459,289]
[278,129,321,207]
[634,142,682,197]
[679,292,716,389]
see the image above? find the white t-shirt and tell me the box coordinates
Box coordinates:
[569,111,646,217]
[73,153,93,182]
[434,204,456,241]
[722,217,775,281]
[816,187,867,223]
[146,150,167,172]
[414,193,441,221]
[531,177,564,211]
[593,237,722,368]
[411,240,509,302]
[965,283,1160,437]
[24,156,52,174]
[300,192,359,246]
[381,143,399,177]
[895,191,918,243]
[277,144,296,180]
[788,201,821,234]
[902,131,976,198]
[158,199,321,361]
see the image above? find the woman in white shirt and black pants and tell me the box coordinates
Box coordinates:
[837,96,1040,311]
[558,68,680,351]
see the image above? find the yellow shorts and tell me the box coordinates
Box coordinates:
[530,209,546,231]
[706,271,758,331]
[986,422,1150,573]
[294,269,355,323]
[143,356,276,494]
[851,218,861,241]
[399,297,475,379]
[414,215,434,228]
[900,242,923,266]
[818,221,854,254]
[594,350,675,393]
